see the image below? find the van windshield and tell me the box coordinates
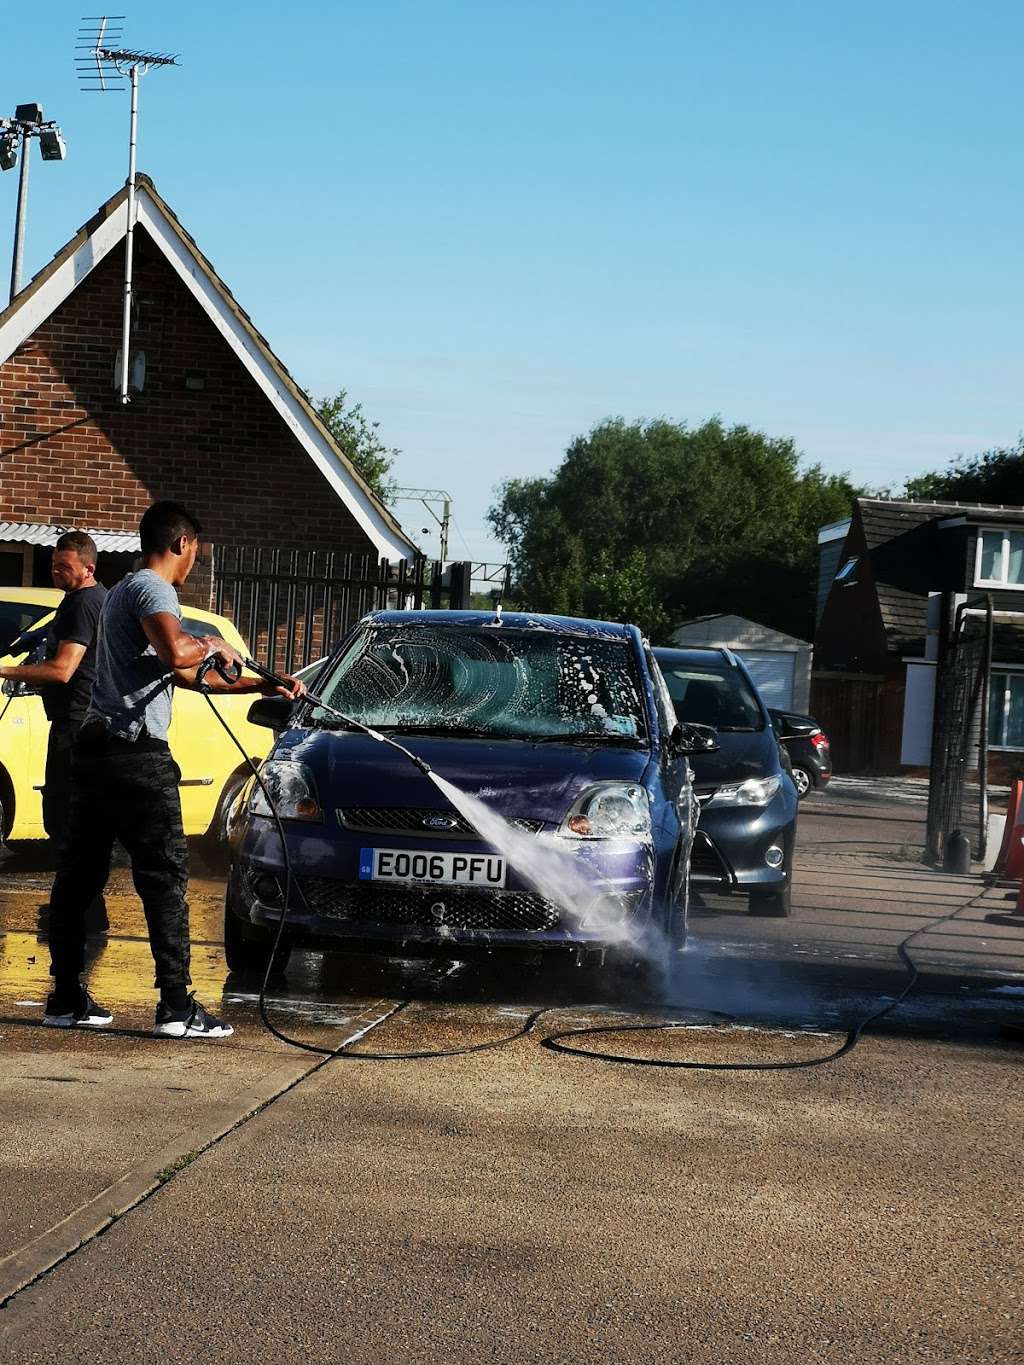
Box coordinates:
[312,626,650,743]
[659,663,765,732]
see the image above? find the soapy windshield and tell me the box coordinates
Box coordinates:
[312,626,649,743]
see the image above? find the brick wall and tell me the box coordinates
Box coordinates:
[0,228,379,609]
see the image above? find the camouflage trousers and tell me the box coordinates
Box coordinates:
[48,730,191,991]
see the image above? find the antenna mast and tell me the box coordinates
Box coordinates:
[77,16,179,405]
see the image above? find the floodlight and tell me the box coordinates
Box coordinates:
[38,126,67,161]
[14,103,43,124]
[0,133,16,172]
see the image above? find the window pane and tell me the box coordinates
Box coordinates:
[989,675,1007,746]
[1007,676,1024,749]
[979,530,1002,581]
[1007,531,1024,585]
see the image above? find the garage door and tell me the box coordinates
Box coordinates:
[736,651,795,709]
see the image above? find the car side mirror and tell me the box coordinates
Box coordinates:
[247,696,294,731]
[670,721,719,754]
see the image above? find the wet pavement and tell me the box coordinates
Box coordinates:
[2,788,1023,1361]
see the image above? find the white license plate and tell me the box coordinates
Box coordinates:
[359,848,506,887]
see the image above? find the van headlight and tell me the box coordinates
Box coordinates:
[559,783,651,840]
[249,761,323,822]
[705,775,781,809]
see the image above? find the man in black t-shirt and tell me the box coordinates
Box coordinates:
[0,531,108,929]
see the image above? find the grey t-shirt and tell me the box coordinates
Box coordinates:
[86,569,182,741]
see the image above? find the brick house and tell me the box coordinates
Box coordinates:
[0,175,416,629]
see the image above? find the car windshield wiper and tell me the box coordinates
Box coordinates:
[530,732,647,747]
[372,723,517,740]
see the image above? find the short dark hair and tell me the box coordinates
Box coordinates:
[55,530,98,568]
[139,501,202,555]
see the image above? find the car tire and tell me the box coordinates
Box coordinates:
[748,882,792,917]
[791,766,813,799]
[224,897,292,976]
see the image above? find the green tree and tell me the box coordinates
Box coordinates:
[904,439,1024,504]
[488,417,857,641]
[311,388,399,502]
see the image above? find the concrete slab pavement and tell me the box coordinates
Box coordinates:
[2,788,1024,1360]
[3,1008,1022,1364]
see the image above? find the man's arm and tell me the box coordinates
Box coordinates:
[172,660,307,700]
[0,640,87,687]
[141,611,241,673]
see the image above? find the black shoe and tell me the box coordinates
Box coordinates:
[153,996,233,1039]
[43,988,113,1029]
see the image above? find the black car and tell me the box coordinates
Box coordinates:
[653,646,798,916]
[769,709,832,799]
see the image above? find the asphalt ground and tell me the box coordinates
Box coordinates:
[1,783,1023,1362]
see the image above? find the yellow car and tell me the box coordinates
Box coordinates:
[0,587,273,852]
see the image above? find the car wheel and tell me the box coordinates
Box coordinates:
[791,766,813,799]
[748,882,792,917]
[224,896,292,976]
[667,850,689,950]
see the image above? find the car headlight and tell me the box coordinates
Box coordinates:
[705,775,782,809]
[558,782,651,840]
[249,761,323,822]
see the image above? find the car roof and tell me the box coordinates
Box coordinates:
[364,609,637,640]
[652,645,737,669]
[0,586,63,607]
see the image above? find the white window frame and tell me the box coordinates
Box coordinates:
[988,665,1024,751]
[974,527,1024,590]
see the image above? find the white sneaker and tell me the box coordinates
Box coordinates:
[154,996,233,1038]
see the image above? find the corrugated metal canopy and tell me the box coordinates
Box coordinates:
[0,521,140,553]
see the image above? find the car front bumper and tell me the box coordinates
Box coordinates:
[690,790,797,892]
[228,817,663,953]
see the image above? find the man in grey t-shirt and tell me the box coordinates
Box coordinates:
[45,501,304,1037]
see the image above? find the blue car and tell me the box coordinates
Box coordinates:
[653,647,799,916]
[225,610,710,973]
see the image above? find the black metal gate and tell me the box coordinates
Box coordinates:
[213,547,472,675]
[926,594,993,863]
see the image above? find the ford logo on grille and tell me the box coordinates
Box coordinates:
[421,813,458,830]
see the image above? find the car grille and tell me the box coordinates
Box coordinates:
[689,831,731,884]
[298,878,562,932]
[336,806,543,839]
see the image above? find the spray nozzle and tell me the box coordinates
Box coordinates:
[492,600,503,625]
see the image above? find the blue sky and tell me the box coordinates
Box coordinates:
[3,1,1023,562]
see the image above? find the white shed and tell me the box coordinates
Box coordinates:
[668,614,813,712]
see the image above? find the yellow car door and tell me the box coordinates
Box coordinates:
[0,591,63,841]
[0,686,47,840]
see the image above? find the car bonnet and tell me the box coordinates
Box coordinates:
[271,727,654,826]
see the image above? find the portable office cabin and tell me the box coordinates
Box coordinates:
[668,614,813,711]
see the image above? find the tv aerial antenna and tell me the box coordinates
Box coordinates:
[76,16,179,405]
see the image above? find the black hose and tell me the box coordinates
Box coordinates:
[540,898,969,1069]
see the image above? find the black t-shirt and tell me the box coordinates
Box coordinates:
[42,584,108,725]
